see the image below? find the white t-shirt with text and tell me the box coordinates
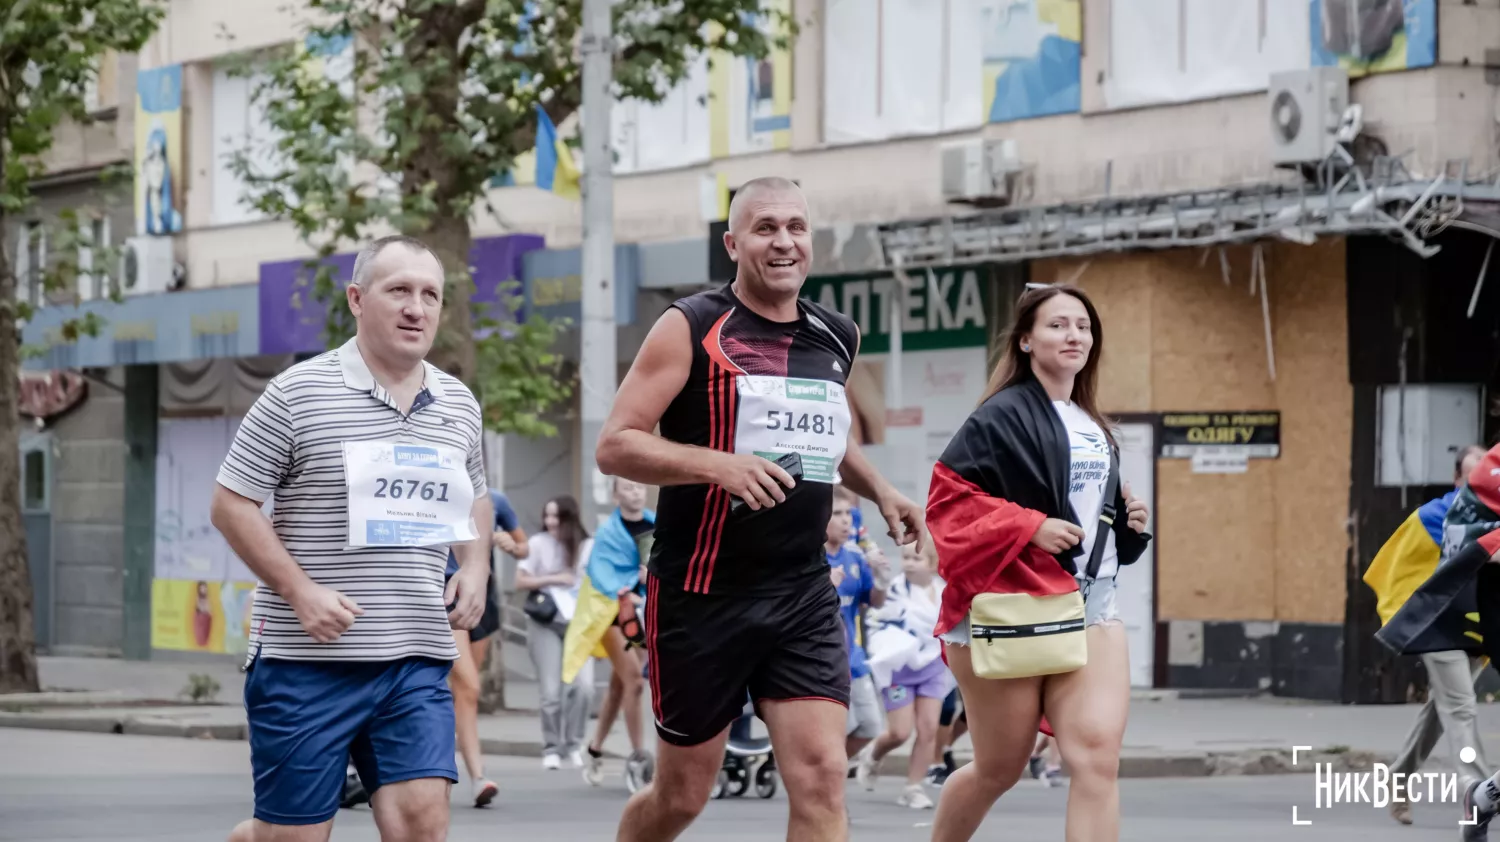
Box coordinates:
[1055,400,1118,581]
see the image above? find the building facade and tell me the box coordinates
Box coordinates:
[18,0,1500,699]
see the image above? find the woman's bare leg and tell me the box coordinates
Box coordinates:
[930,643,1043,842]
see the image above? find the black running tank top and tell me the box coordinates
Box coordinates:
[649,284,860,596]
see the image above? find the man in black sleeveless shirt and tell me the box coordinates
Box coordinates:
[598,177,922,841]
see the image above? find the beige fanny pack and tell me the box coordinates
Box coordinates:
[967,450,1118,681]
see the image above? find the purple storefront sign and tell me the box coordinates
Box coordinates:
[258,234,544,356]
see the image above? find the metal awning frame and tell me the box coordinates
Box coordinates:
[876,152,1500,272]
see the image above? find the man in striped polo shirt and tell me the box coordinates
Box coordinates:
[212,235,494,842]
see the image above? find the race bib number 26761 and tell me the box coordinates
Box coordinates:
[343,440,477,548]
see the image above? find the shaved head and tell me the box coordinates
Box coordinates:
[728,177,806,232]
[723,175,812,303]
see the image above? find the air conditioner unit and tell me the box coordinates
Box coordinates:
[1268,68,1349,167]
[120,236,176,296]
[941,138,1021,207]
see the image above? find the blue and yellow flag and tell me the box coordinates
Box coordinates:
[496,105,580,199]
[1364,505,1446,627]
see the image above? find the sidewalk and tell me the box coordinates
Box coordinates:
[7,656,1497,778]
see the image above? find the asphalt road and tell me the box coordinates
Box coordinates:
[0,728,1479,841]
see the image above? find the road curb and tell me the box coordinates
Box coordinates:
[0,715,1385,779]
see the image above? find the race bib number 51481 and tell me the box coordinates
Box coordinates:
[734,376,851,484]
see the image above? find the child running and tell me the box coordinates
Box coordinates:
[855,541,952,809]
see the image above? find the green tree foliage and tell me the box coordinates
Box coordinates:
[0,0,164,693]
[225,0,793,437]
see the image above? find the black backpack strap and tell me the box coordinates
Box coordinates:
[1083,447,1121,584]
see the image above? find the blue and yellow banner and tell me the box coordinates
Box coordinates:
[1311,0,1436,77]
[981,0,1081,123]
[709,0,792,158]
[135,65,184,236]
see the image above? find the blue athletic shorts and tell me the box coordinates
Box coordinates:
[244,655,458,825]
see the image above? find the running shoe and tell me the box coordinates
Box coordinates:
[624,749,655,793]
[583,750,604,787]
[1042,766,1063,788]
[542,753,561,771]
[897,783,934,810]
[570,748,585,769]
[473,779,498,808]
[1028,754,1044,779]
[1389,798,1412,825]
[1463,780,1494,842]
[854,744,878,791]
[925,763,946,786]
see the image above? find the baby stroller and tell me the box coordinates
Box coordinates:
[711,700,778,800]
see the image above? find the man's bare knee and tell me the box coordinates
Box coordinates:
[373,780,450,842]
[657,783,709,825]
[782,750,847,813]
[227,819,254,842]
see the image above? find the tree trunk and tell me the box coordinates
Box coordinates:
[0,216,42,694]
[421,214,477,385]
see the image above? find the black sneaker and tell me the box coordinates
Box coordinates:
[1028,755,1045,780]
[1463,780,1494,842]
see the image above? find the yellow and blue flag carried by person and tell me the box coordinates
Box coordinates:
[1378,447,1500,658]
[1364,491,1459,627]
[495,104,580,199]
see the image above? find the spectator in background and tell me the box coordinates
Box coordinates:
[855,541,951,809]
[446,489,528,807]
[1368,445,1489,824]
[828,486,887,762]
[517,496,591,771]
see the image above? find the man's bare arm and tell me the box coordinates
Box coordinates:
[453,494,495,576]
[596,309,720,486]
[841,436,924,549]
[210,485,316,602]
[840,437,895,504]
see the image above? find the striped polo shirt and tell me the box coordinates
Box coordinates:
[216,337,485,661]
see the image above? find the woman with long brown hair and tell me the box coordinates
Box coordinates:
[517,494,594,771]
[925,284,1151,841]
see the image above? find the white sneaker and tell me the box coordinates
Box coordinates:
[542,753,561,771]
[570,749,585,769]
[583,751,604,787]
[897,783,934,810]
[854,744,878,792]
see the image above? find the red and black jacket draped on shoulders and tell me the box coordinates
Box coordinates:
[926,373,1151,638]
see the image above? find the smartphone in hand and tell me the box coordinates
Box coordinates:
[731,452,805,512]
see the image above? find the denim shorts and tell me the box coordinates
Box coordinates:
[939,577,1120,646]
[244,655,457,825]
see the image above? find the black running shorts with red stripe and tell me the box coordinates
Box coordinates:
[645,570,851,746]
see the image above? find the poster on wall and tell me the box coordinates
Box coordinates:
[802,269,994,543]
[151,579,258,655]
[980,0,1081,123]
[710,0,792,158]
[135,65,184,236]
[1310,0,1434,76]
[153,416,265,654]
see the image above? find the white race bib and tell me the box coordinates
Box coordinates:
[734,376,850,483]
[342,440,477,548]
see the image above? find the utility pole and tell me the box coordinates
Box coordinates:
[579,0,616,531]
